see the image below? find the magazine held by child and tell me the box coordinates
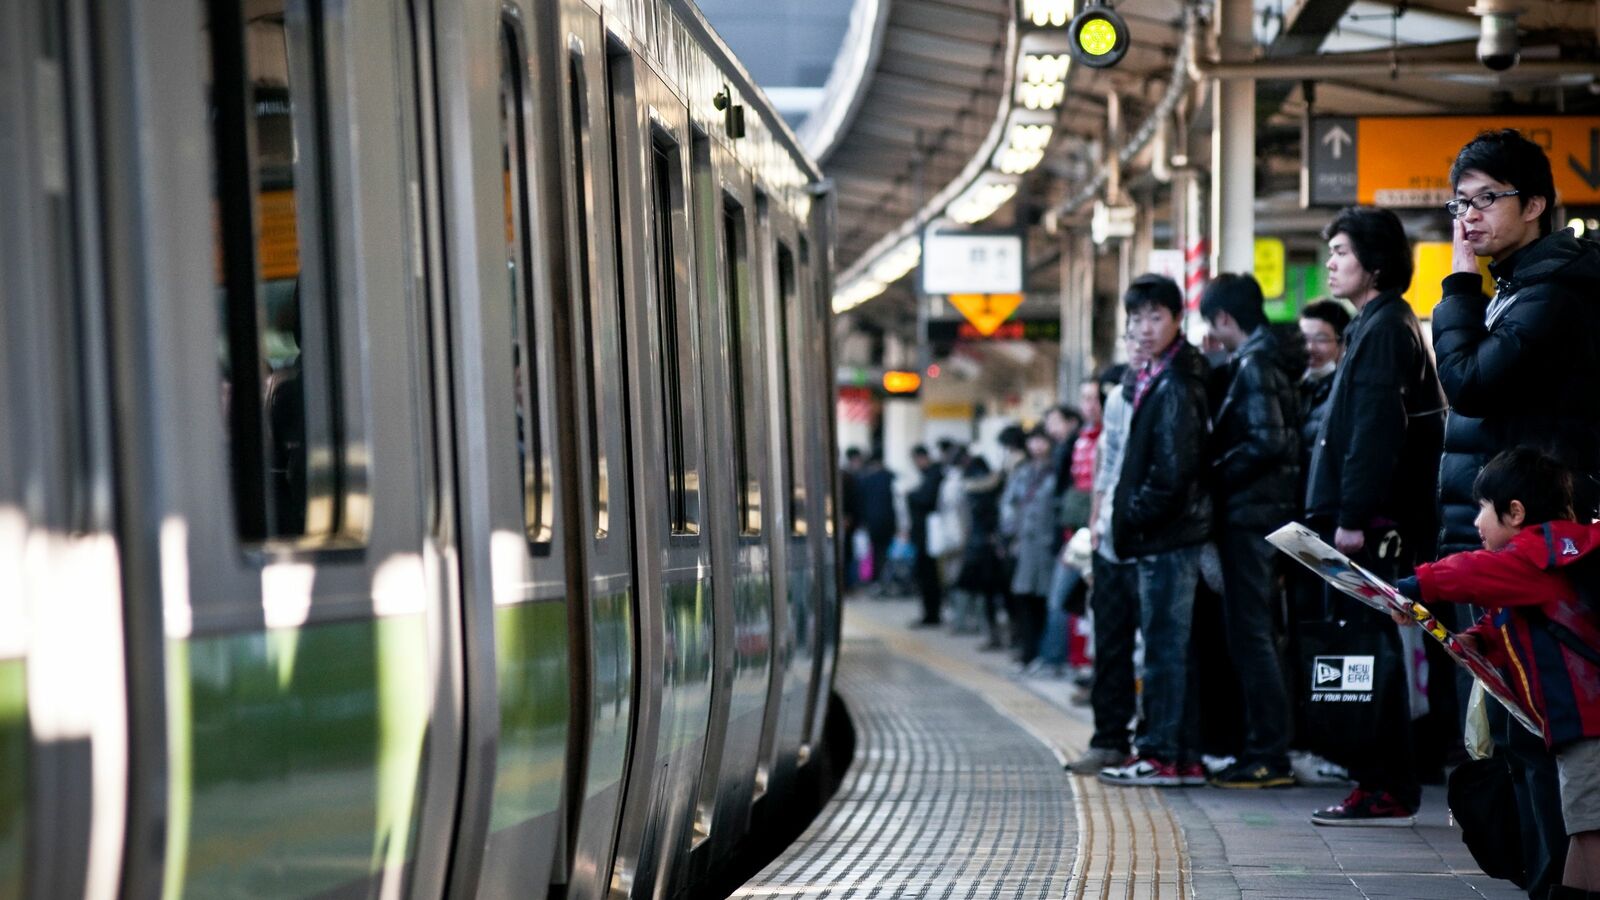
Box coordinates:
[1267,522,1542,735]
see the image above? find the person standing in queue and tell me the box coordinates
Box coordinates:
[1000,427,1058,670]
[907,444,946,626]
[1298,300,1351,473]
[1098,274,1213,787]
[1198,273,1300,789]
[1304,207,1446,825]
[1433,128,1600,898]
[1067,331,1146,774]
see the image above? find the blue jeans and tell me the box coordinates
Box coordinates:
[1134,545,1202,763]
[1038,559,1084,667]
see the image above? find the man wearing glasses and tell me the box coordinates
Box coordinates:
[1434,128,1600,899]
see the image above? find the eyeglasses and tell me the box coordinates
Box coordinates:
[1444,189,1519,218]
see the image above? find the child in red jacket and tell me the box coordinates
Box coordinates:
[1395,448,1600,898]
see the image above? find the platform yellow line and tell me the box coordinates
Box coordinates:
[845,609,1194,899]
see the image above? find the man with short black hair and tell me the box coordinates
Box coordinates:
[1433,127,1600,898]
[1098,274,1213,787]
[1199,273,1300,788]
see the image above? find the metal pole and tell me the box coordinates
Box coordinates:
[1211,0,1255,276]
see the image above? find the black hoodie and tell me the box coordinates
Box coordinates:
[1434,228,1600,557]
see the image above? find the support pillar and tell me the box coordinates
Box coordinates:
[1210,0,1255,276]
[1058,229,1094,398]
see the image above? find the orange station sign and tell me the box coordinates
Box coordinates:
[1354,116,1600,207]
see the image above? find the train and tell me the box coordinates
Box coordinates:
[0,0,843,896]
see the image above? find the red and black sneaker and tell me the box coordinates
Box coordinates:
[1310,787,1417,827]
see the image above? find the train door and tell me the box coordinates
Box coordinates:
[798,236,841,758]
[0,2,127,896]
[428,3,585,894]
[100,0,461,895]
[545,5,640,899]
[605,50,718,900]
[677,132,776,887]
[755,208,821,786]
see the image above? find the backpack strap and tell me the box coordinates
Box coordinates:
[1524,607,1600,670]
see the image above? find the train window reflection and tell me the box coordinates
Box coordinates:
[571,53,609,538]
[500,22,550,543]
[775,241,806,536]
[722,198,760,535]
[649,135,698,535]
[205,0,344,543]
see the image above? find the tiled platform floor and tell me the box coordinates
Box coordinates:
[735,596,1526,900]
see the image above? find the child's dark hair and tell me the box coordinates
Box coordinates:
[1473,447,1577,525]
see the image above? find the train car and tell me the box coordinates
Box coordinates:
[0,0,841,896]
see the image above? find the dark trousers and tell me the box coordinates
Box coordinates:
[1494,701,1568,899]
[1218,528,1292,767]
[1134,545,1203,763]
[913,549,942,623]
[1010,593,1046,664]
[1089,553,1139,752]
[868,531,892,585]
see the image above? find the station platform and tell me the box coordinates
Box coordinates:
[734,596,1524,900]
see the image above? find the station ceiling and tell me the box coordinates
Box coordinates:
[814,0,1600,342]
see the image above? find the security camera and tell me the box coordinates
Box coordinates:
[1470,1,1521,72]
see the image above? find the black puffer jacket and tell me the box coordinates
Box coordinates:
[1305,290,1445,558]
[1112,338,1213,558]
[1434,230,1600,557]
[1210,327,1301,531]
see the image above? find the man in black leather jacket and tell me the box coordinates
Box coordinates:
[1199,273,1299,788]
[1434,129,1600,899]
[1305,207,1445,827]
[1099,275,1213,788]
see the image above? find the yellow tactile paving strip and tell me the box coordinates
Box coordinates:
[843,610,1194,899]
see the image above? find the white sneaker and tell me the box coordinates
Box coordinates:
[1291,751,1350,786]
[1098,756,1181,787]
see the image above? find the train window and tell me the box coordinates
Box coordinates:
[569,53,608,538]
[499,21,551,544]
[722,198,760,535]
[205,0,348,543]
[649,134,697,535]
[775,241,806,536]
[799,236,833,538]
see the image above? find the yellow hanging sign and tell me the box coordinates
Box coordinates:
[947,293,1024,336]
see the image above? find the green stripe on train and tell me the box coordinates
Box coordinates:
[0,661,25,900]
[163,615,429,898]
[489,599,571,833]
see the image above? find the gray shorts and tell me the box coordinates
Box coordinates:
[1557,737,1600,835]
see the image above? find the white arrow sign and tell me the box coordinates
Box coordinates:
[1322,124,1353,160]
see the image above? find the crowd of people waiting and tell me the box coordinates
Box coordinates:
[837,129,1600,900]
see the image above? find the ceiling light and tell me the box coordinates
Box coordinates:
[1021,0,1072,29]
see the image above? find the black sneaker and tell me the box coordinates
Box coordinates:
[1209,760,1295,790]
[1310,788,1417,827]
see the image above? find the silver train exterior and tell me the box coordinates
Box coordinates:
[0,0,843,896]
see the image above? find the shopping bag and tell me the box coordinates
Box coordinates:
[1295,616,1405,770]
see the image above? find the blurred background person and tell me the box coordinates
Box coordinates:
[856,453,897,596]
[1001,427,1058,670]
[907,444,946,626]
